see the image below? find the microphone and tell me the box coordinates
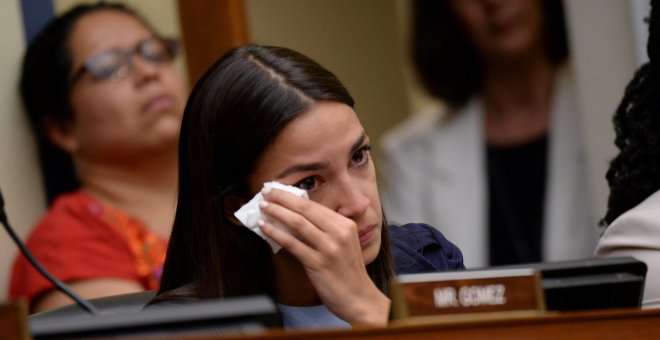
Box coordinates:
[0,187,98,315]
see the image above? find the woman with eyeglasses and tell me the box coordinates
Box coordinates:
[9,3,187,313]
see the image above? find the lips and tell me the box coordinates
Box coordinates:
[142,94,174,115]
[358,224,376,244]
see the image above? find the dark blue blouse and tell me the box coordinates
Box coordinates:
[389,223,465,275]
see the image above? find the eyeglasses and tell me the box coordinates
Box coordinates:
[69,36,179,84]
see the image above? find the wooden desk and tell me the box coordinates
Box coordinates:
[0,303,29,340]
[217,308,660,339]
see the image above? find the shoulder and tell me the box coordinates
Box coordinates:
[389,223,461,253]
[597,190,660,254]
[388,223,465,274]
[9,193,142,303]
[20,191,146,266]
[45,191,96,216]
[609,190,660,237]
[389,223,445,243]
[381,101,480,156]
[381,105,444,153]
[596,190,660,308]
[26,192,115,245]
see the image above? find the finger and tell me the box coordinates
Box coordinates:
[258,219,319,265]
[263,188,348,232]
[258,199,326,247]
[263,189,360,251]
[260,197,362,271]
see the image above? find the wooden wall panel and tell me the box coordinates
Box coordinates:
[177,0,249,86]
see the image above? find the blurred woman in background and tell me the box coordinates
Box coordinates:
[9,2,187,312]
[382,0,597,267]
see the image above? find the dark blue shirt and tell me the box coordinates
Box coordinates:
[389,223,465,274]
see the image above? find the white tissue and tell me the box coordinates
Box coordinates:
[234,181,308,253]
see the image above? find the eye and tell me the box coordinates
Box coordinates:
[294,176,318,191]
[86,51,127,80]
[140,38,178,62]
[351,144,372,166]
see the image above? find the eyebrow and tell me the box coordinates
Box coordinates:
[275,131,367,179]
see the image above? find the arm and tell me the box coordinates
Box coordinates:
[33,278,145,313]
[9,193,160,312]
[596,202,660,307]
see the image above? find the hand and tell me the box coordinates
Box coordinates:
[258,188,390,326]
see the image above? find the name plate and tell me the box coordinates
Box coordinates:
[390,268,545,319]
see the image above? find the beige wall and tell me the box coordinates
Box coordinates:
[0,0,45,302]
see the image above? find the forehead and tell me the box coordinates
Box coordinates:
[250,101,364,181]
[68,10,153,63]
[271,101,362,154]
[450,0,542,17]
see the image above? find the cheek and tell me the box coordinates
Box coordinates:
[365,165,382,213]
[451,4,486,34]
[162,68,188,113]
[521,7,545,40]
[70,86,132,126]
[363,227,382,265]
[369,187,382,222]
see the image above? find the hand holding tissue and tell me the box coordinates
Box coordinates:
[234,181,308,253]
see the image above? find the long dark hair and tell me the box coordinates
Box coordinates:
[412,0,568,108]
[20,2,151,205]
[155,44,393,302]
[603,0,660,225]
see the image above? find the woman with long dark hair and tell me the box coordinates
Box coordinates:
[152,44,464,328]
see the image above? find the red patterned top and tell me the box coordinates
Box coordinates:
[8,191,167,305]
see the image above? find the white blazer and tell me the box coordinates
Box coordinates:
[595,189,660,309]
[381,69,599,267]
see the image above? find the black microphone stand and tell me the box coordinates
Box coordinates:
[0,187,98,315]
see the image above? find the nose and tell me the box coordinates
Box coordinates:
[131,54,160,85]
[334,176,370,220]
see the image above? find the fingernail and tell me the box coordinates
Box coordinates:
[261,187,272,195]
[257,219,265,227]
[258,201,268,208]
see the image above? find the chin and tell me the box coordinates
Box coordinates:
[362,237,382,266]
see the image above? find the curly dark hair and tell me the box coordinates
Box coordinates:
[603,0,660,225]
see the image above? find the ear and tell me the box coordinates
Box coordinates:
[223,195,246,225]
[44,118,79,154]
